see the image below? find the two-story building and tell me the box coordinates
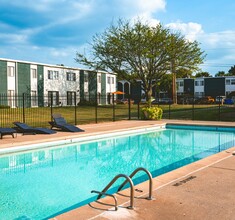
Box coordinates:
[0,58,116,107]
[176,76,235,98]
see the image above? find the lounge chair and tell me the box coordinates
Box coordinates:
[13,122,56,135]
[0,127,17,139]
[49,114,84,132]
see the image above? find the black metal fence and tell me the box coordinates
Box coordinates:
[0,94,234,128]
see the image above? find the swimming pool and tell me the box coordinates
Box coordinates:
[0,125,234,219]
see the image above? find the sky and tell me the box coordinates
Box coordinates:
[0,0,235,75]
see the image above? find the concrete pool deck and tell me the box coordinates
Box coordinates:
[1,119,235,219]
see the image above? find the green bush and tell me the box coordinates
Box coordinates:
[78,99,97,106]
[140,106,163,120]
[0,105,10,109]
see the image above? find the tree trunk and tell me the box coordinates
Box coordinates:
[145,88,152,107]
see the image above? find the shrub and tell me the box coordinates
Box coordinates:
[0,105,10,109]
[140,106,163,120]
[77,99,97,106]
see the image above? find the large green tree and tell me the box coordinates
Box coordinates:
[76,19,205,106]
[195,71,211,77]
[228,65,235,75]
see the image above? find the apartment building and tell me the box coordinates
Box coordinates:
[176,76,235,98]
[0,58,116,107]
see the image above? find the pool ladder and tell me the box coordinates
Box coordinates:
[91,167,153,210]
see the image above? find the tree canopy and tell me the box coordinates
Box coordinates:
[195,71,211,78]
[76,19,206,106]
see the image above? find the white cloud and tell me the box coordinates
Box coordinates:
[121,0,166,25]
[0,33,28,44]
[166,21,204,41]
[133,0,166,13]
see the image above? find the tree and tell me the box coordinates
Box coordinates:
[195,71,211,77]
[228,65,235,76]
[176,68,194,78]
[167,33,206,103]
[76,19,205,106]
[215,71,226,77]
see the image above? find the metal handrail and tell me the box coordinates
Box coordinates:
[118,167,153,200]
[91,190,118,210]
[96,173,135,209]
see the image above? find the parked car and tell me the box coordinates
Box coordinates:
[178,97,195,104]
[195,96,215,104]
[223,98,234,105]
[215,96,226,104]
[116,98,134,104]
[152,98,173,105]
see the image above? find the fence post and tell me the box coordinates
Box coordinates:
[218,98,221,121]
[128,95,131,120]
[112,93,115,122]
[50,93,53,120]
[192,95,195,120]
[95,93,98,123]
[168,103,171,119]
[74,92,77,125]
[22,93,25,123]
[137,101,140,119]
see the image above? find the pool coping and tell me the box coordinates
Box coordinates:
[0,123,166,155]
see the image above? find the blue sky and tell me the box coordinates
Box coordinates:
[0,0,235,75]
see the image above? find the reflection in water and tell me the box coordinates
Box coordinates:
[0,128,234,219]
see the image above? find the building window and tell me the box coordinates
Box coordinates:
[226,79,230,85]
[66,72,76,81]
[111,77,114,84]
[48,70,59,80]
[7,90,15,107]
[84,73,88,82]
[231,79,235,85]
[179,81,184,87]
[7,66,15,77]
[48,91,59,106]
[67,91,75,105]
[31,69,37,79]
[195,81,204,86]
[31,90,37,106]
[53,71,59,80]
[98,75,101,83]
[48,70,53,79]
[107,77,111,84]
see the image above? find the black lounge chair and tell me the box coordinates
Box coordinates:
[0,127,17,139]
[49,114,84,132]
[13,122,56,135]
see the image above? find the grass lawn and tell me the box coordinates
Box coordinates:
[0,104,234,128]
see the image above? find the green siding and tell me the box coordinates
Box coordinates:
[204,78,225,97]
[79,70,84,100]
[37,65,44,106]
[101,73,106,104]
[17,63,31,95]
[88,71,97,100]
[184,79,194,95]
[0,60,7,94]
[17,63,31,107]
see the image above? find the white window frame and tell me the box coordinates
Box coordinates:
[31,68,37,79]
[8,66,15,77]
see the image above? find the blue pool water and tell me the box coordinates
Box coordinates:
[0,126,234,219]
